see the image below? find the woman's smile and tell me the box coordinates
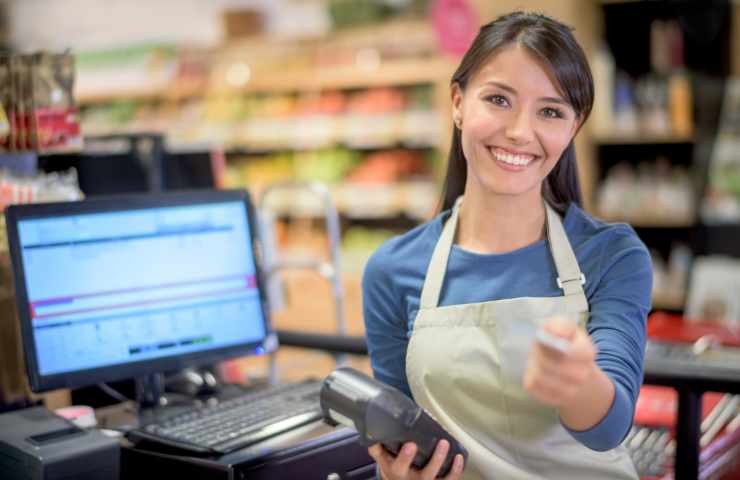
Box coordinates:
[488,146,540,171]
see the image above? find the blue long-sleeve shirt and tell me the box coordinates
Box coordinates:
[362,202,652,452]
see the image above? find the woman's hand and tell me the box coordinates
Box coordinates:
[523,316,597,407]
[368,440,464,480]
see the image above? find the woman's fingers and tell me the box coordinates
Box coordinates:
[419,439,449,480]
[443,454,465,479]
[369,442,465,480]
[368,444,397,479]
[389,442,418,479]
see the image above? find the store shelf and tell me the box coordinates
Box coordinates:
[76,57,455,105]
[596,212,696,228]
[243,57,453,93]
[599,0,645,5]
[257,181,438,221]
[76,87,163,105]
[593,133,695,145]
[220,143,436,156]
[652,291,686,311]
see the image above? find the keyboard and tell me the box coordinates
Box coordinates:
[128,380,324,455]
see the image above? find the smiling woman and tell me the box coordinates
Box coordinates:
[363,11,652,480]
[452,44,582,209]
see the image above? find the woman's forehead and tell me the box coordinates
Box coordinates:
[467,44,567,100]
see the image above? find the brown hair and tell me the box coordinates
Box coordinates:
[440,11,594,215]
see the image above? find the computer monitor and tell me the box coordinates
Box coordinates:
[37,149,216,196]
[4,189,274,394]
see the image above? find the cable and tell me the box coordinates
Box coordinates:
[97,382,130,404]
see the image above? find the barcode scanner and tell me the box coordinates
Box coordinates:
[320,367,468,477]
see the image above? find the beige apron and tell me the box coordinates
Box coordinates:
[405,198,638,479]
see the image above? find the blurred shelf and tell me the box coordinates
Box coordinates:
[593,133,695,145]
[599,0,645,4]
[596,212,696,228]
[652,291,686,311]
[76,86,190,105]
[76,57,455,106]
[255,181,437,221]
[238,57,454,94]
[221,142,437,156]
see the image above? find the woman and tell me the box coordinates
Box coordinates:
[362,11,652,480]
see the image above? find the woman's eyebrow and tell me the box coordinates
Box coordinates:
[483,81,517,95]
[483,80,568,105]
[540,96,568,106]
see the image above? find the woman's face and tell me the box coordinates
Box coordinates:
[452,43,582,201]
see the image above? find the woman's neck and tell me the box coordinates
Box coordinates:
[456,188,547,255]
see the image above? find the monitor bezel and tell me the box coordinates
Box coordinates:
[5,189,274,393]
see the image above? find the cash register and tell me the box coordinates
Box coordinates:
[2,189,375,479]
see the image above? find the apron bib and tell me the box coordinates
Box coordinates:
[405,198,637,480]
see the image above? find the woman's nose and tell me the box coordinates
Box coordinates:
[505,109,535,144]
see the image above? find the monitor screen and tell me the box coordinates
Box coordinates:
[5,190,273,392]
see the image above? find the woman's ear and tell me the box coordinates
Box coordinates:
[451,83,463,129]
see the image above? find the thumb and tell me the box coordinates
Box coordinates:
[542,316,577,340]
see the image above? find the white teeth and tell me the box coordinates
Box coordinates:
[493,150,533,166]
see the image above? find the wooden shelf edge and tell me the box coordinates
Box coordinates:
[594,212,696,228]
[76,57,455,105]
[592,133,695,145]
[652,292,686,311]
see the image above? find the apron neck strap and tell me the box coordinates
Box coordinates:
[419,197,587,311]
[419,197,462,309]
[545,203,588,312]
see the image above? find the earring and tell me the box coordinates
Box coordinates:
[454,116,462,129]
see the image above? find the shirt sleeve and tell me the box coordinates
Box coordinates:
[564,228,652,451]
[362,247,413,397]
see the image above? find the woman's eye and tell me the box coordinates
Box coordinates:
[541,107,564,119]
[485,95,509,107]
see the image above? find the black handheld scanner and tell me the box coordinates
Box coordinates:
[320,367,468,477]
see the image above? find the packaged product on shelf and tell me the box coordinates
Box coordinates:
[238,94,299,150]
[21,56,34,151]
[590,44,615,138]
[293,148,358,184]
[343,88,405,148]
[0,169,82,211]
[291,91,345,149]
[328,0,393,30]
[613,73,638,136]
[200,93,241,147]
[30,52,83,153]
[225,153,295,198]
[596,159,694,225]
[685,256,740,326]
[651,244,692,310]
[0,56,10,151]
[0,104,8,146]
[11,55,24,151]
[172,49,212,96]
[668,72,693,137]
[345,149,425,184]
[701,79,740,223]
[401,86,441,147]
[334,182,401,218]
[635,76,670,137]
[75,44,178,99]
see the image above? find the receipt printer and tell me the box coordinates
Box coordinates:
[0,406,119,480]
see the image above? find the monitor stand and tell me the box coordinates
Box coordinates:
[135,373,166,409]
[135,367,226,410]
[164,367,221,398]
